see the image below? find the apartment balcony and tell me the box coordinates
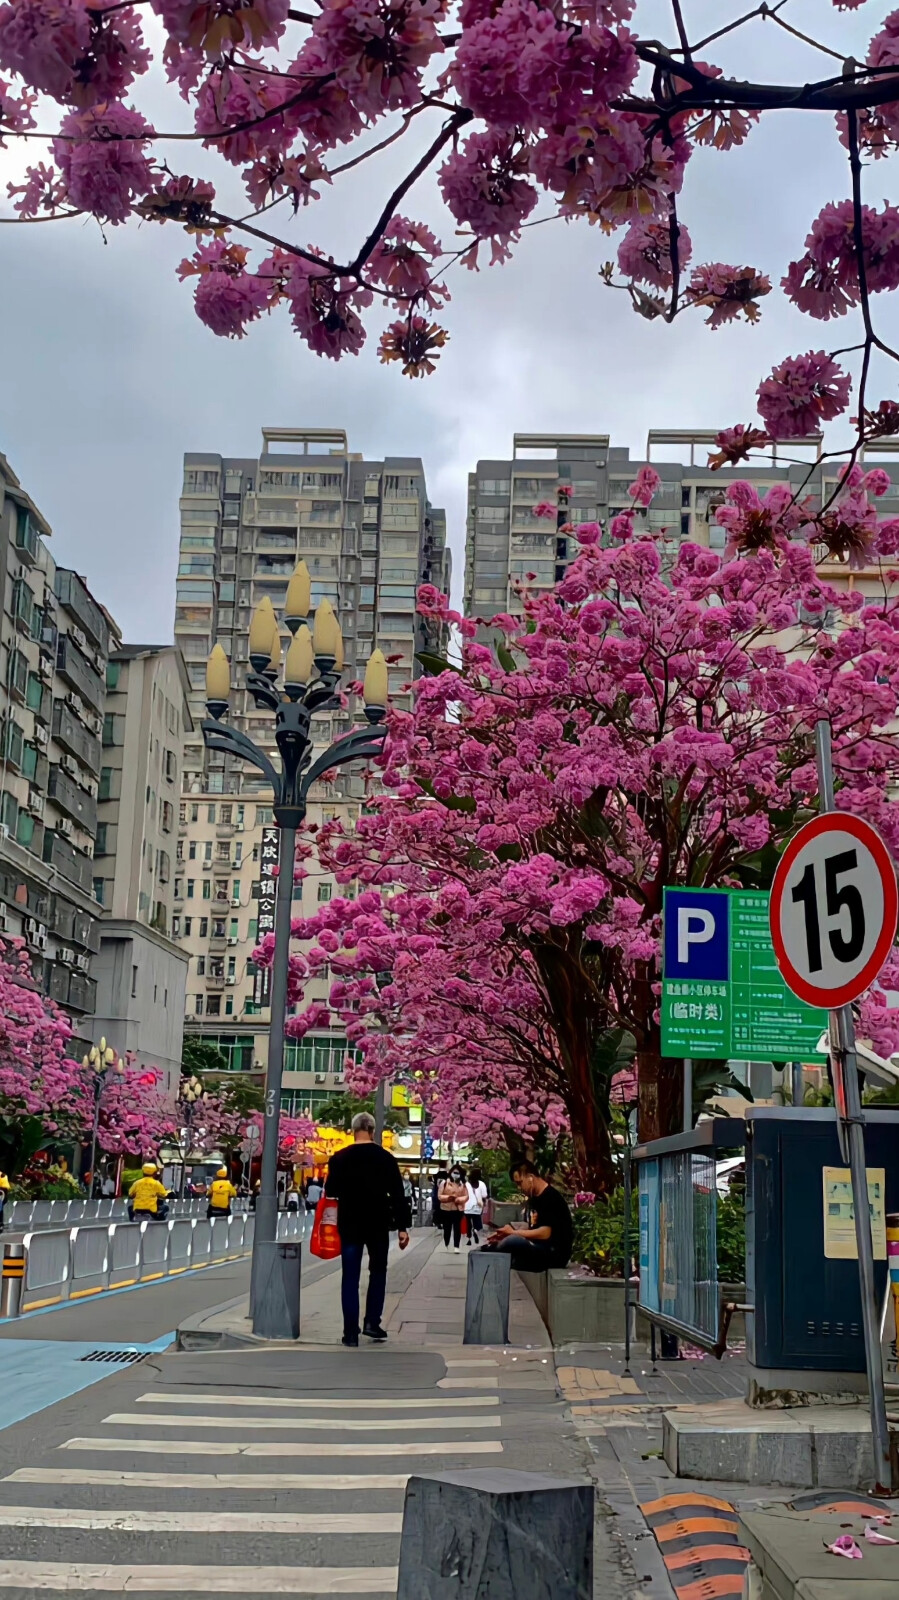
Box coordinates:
[206,972,226,989]
[55,636,103,713]
[42,832,93,894]
[54,570,109,652]
[48,766,97,835]
[51,703,101,775]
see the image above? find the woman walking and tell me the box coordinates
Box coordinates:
[464,1166,488,1246]
[438,1165,467,1251]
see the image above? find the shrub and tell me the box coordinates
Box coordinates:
[717,1185,746,1282]
[570,1188,638,1278]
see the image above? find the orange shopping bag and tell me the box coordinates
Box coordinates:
[309,1194,341,1259]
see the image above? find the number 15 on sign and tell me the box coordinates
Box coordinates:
[770,813,898,1008]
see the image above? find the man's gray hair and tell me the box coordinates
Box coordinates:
[352,1111,376,1136]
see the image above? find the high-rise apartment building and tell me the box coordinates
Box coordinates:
[465,430,899,612]
[173,426,450,1111]
[91,645,192,1087]
[0,453,113,1028]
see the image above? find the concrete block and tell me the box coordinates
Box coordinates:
[663,1409,813,1488]
[252,1239,300,1340]
[664,1400,892,1490]
[740,1506,899,1600]
[463,1251,510,1345]
[396,1469,594,1600]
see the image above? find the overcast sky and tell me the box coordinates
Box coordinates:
[0,0,895,639]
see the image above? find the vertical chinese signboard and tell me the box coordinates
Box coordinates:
[661,886,827,1061]
[252,826,280,1008]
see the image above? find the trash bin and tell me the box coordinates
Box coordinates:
[253,1239,301,1340]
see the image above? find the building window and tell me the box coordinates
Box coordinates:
[199,918,208,937]
[248,918,258,940]
[93,877,105,904]
[204,841,213,862]
[232,879,241,900]
[16,811,34,849]
[196,956,206,976]
[131,965,138,998]
[187,880,195,898]
[207,804,217,823]
[190,803,199,822]
[202,880,211,900]
[194,995,204,1015]
[95,823,108,854]
[317,882,332,902]
[106,661,120,690]
[227,955,236,979]
[165,750,176,782]
[256,807,273,826]
[99,768,114,801]
[189,841,197,860]
[292,884,303,901]
[225,997,234,1016]
[229,917,239,938]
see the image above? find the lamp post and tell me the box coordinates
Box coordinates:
[201,562,388,1336]
[177,1074,206,1198]
[82,1039,125,1196]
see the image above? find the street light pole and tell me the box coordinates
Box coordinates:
[177,1076,205,1198]
[200,563,388,1338]
[83,1039,124,1196]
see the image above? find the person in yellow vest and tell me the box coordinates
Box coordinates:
[207,1167,237,1220]
[128,1163,169,1222]
[0,1170,9,1234]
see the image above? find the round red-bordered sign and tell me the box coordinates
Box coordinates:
[770,813,899,1008]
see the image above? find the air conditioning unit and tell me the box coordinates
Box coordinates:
[58,818,74,839]
[235,822,244,831]
[227,936,238,946]
[71,627,86,651]
[226,975,236,985]
[202,860,212,870]
[34,726,48,747]
[0,908,9,933]
[28,792,44,817]
[62,755,79,777]
[66,694,83,716]
[231,896,240,908]
[25,916,37,937]
[0,824,9,841]
[75,952,90,972]
[35,929,47,950]
[58,946,74,965]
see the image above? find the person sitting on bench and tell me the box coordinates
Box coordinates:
[482,1158,573,1272]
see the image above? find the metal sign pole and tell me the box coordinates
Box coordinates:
[815,717,893,1490]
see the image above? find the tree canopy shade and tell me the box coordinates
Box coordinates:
[257,472,899,1186]
[0,2,899,454]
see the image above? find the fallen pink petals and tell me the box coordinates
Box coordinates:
[826,1535,863,1559]
[864,1524,898,1545]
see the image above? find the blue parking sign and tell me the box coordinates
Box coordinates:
[663,888,730,982]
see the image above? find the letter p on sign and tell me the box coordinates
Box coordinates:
[663,889,730,983]
[678,908,716,966]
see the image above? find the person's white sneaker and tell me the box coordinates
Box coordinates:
[454,1245,460,1252]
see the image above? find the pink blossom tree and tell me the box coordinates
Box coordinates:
[260,474,899,1185]
[95,1066,179,1161]
[0,938,92,1174]
[0,5,898,461]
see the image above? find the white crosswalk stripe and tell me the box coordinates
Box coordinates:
[102,1410,502,1431]
[137,1391,499,1409]
[6,1469,411,1490]
[60,1436,504,1457]
[0,1563,399,1592]
[0,1508,404,1534]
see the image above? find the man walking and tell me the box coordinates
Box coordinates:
[325,1112,410,1347]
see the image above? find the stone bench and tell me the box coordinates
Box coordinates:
[520,1268,747,1347]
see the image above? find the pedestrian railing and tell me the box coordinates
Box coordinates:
[3,1196,251,1232]
[0,1208,299,1317]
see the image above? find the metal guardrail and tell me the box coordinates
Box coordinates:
[3,1196,250,1232]
[0,1210,302,1317]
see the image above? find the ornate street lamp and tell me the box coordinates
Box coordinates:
[202,561,388,1335]
[177,1073,207,1198]
[82,1038,125,1196]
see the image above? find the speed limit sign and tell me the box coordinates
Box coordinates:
[770,813,898,1008]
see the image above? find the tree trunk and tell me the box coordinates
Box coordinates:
[636,1048,683,1143]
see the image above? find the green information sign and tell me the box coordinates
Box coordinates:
[661,887,828,1062]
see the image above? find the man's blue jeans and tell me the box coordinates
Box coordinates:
[341,1234,389,1336]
